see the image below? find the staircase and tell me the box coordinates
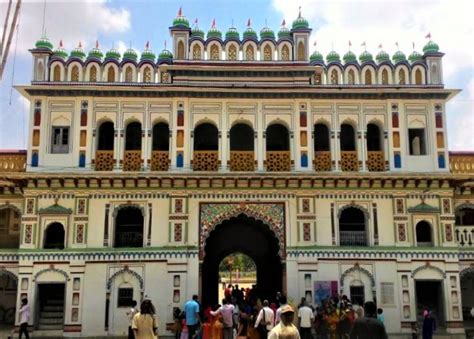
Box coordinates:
[38,298,64,330]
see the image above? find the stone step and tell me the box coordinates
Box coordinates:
[37,324,64,331]
[42,305,64,312]
[28,329,64,338]
[40,311,64,318]
[39,317,64,325]
[45,299,64,306]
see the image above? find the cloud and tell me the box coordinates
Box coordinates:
[0,0,131,53]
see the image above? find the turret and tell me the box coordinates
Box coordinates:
[170,7,190,60]
[31,36,54,81]
[291,8,311,61]
[423,35,444,85]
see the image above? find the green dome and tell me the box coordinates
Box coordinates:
[326,50,341,63]
[105,48,121,61]
[392,50,407,64]
[260,26,275,40]
[172,8,189,28]
[225,27,240,41]
[88,48,103,60]
[376,50,390,64]
[278,26,291,40]
[359,50,373,63]
[207,22,222,40]
[408,50,423,63]
[292,12,309,30]
[70,43,86,60]
[35,37,53,50]
[309,50,324,63]
[53,41,68,59]
[343,50,357,64]
[123,48,138,62]
[423,40,439,54]
[243,27,257,40]
[158,49,173,60]
[141,45,156,62]
[191,26,205,39]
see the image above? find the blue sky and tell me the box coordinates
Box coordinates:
[0,0,472,150]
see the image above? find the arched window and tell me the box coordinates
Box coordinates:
[115,206,143,248]
[125,122,142,151]
[266,124,289,151]
[281,44,290,61]
[71,65,79,81]
[193,44,202,60]
[381,68,389,84]
[398,69,406,85]
[330,69,339,84]
[415,68,423,85]
[365,70,372,85]
[194,123,218,151]
[314,123,330,151]
[152,122,170,151]
[125,67,133,82]
[53,65,61,81]
[97,121,114,151]
[263,45,272,61]
[340,124,356,151]
[297,41,305,61]
[44,222,65,249]
[366,123,382,151]
[37,61,44,81]
[455,207,474,226]
[90,66,97,82]
[314,70,322,85]
[143,67,152,83]
[348,69,355,85]
[416,221,432,246]
[245,45,255,61]
[230,123,254,151]
[177,40,185,59]
[228,44,237,61]
[210,44,220,60]
[107,67,115,82]
[431,64,439,83]
[339,207,367,246]
[0,207,21,248]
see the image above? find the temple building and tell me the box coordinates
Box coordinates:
[0,8,473,337]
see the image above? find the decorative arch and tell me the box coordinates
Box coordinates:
[230,118,254,129]
[395,65,409,85]
[411,263,446,279]
[278,42,291,61]
[208,43,221,60]
[50,62,64,81]
[460,266,474,279]
[361,66,376,85]
[177,40,185,59]
[455,202,474,212]
[344,66,360,84]
[337,203,370,220]
[112,203,145,218]
[191,41,204,60]
[33,267,70,282]
[0,203,22,214]
[225,42,239,61]
[340,265,375,288]
[297,41,305,61]
[0,268,18,282]
[261,42,274,61]
[106,266,144,292]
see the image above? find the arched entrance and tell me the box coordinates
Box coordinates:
[201,214,283,307]
[0,270,18,325]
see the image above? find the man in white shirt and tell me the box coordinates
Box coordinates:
[126,300,138,339]
[211,299,235,339]
[255,300,274,338]
[275,295,288,324]
[269,305,300,339]
[18,298,30,339]
[298,301,314,339]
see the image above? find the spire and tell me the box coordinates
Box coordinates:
[145,40,150,49]
[395,42,399,50]
[247,18,251,27]
[59,40,63,48]
[178,6,182,17]
[211,18,216,29]
[348,40,352,50]
[95,40,99,49]
[425,32,431,41]
[281,19,286,27]
[298,5,302,18]
[361,41,366,51]
[78,41,82,48]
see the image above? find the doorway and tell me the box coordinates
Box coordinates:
[218,252,257,303]
[415,280,445,327]
[36,283,65,330]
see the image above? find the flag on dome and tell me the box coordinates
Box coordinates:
[425,32,431,39]
[281,19,286,26]
[211,19,216,28]
[247,18,251,27]
[378,43,382,49]
[178,6,182,17]
[145,41,149,49]
[95,40,99,49]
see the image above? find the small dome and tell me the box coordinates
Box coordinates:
[207,20,222,40]
[278,27,291,40]
[172,7,189,28]
[243,27,257,40]
[376,50,390,64]
[123,48,138,62]
[225,26,240,41]
[53,41,68,60]
[70,43,86,60]
[408,50,423,64]
[87,41,103,60]
[260,26,275,40]
[292,10,309,30]
[359,50,373,63]
[35,37,53,50]
[158,49,173,60]
[423,40,439,54]
[105,48,121,61]
[392,50,407,64]
[141,43,156,62]
[309,50,324,63]
[326,50,341,63]
[191,26,205,39]
[343,50,357,64]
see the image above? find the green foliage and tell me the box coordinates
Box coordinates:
[219,252,256,273]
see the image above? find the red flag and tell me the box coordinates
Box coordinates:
[95,40,99,49]
[145,41,149,49]
[378,43,382,49]
[247,18,251,27]
[211,19,216,28]
[361,41,366,47]
[313,41,317,47]
[178,6,182,17]
[395,42,399,49]
[78,41,82,48]
[348,40,352,47]
[425,32,431,39]
[281,19,286,26]
[194,18,198,25]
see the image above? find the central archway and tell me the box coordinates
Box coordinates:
[201,214,283,307]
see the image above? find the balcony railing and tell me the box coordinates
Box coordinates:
[192,151,219,171]
[450,152,474,174]
[340,151,359,171]
[229,151,255,171]
[150,151,170,171]
[115,232,143,248]
[94,150,114,171]
[313,151,331,171]
[123,150,142,171]
[0,150,26,172]
[367,151,385,171]
[340,231,367,246]
[265,151,291,171]
[456,226,473,247]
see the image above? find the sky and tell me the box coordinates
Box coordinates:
[0,0,472,150]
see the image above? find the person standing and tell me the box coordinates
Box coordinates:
[254,300,274,339]
[422,311,436,339]
[377,308,385,324]
[18,298,30,339]
[184,295,201,339]
[127,300,139,339]
[268,305,300,339]
[349,301,387,339]
[275,295,288,324]
[297,300,314,339]
[211,299,235,339]
[132,299,158,339]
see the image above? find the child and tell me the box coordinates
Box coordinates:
[377,308,385,324]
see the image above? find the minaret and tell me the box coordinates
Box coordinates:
[169,7,191,60]
[290,7,312,61]
[31,36,54,81]
[422,34,444,85]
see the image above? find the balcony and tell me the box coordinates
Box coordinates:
[115,232,143,248]
[340,231,367,246]
[456,226,473,247]
[192,151,219,171]
[94,150,114,171]
[0,150,26,172]
[229,151,255,171]
[313,151,331,171]
[367,151,385,171]
[450,152,474,174]
[123,150,142,171]
[265,151,291,171]
[150,151,170,171]
[340,151,359,171]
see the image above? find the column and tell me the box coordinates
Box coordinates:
[360,129,367,171]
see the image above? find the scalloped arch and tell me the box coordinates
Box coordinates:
[0,204,21,214]
[106,267,144,292]
[33,267,70,282]
[0,268,18,281]
[460,266,474,279]
[411,263,446,279]
[112,204,145,218]
[340,265,375,288]
[337,203,370,220]
[455,202,474,212]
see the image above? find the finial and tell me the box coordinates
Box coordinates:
[247,18,251,27]
[59,40,63,48]
[145,41,149,50]
[194,18,198,27]
[378,43,382,49]
[178,6,182,17]
[395,42,399,50]
[331,42,334,50]
[361,41,366,51]
[211,18,216,28]
[425,32,431,41]
[231,18,234,27]
[412,41,415,50]
[78,41,82,48]
[298,6,302,18]
[281,19,286,27]
[348,40,352,50]
[164,40,167,50]
[313,41,317,47]
[96,40,99,49]
[265,18,268,27]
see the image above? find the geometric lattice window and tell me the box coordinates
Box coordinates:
[117,287,134,307]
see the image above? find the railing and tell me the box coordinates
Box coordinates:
[150,151,170,171]
[340,151,358,171]
[313,151,331,171]
[192,151,219,171]
[94,150,114,171]
[456,226,474,247]
[115,232,143,248]
[265,151,291,171]
[339,231,367,246]
[229,151,255,171]
[0,150,26,172]
[367,151,385,171]
[450,152,474,174]
[123,150,142,171]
